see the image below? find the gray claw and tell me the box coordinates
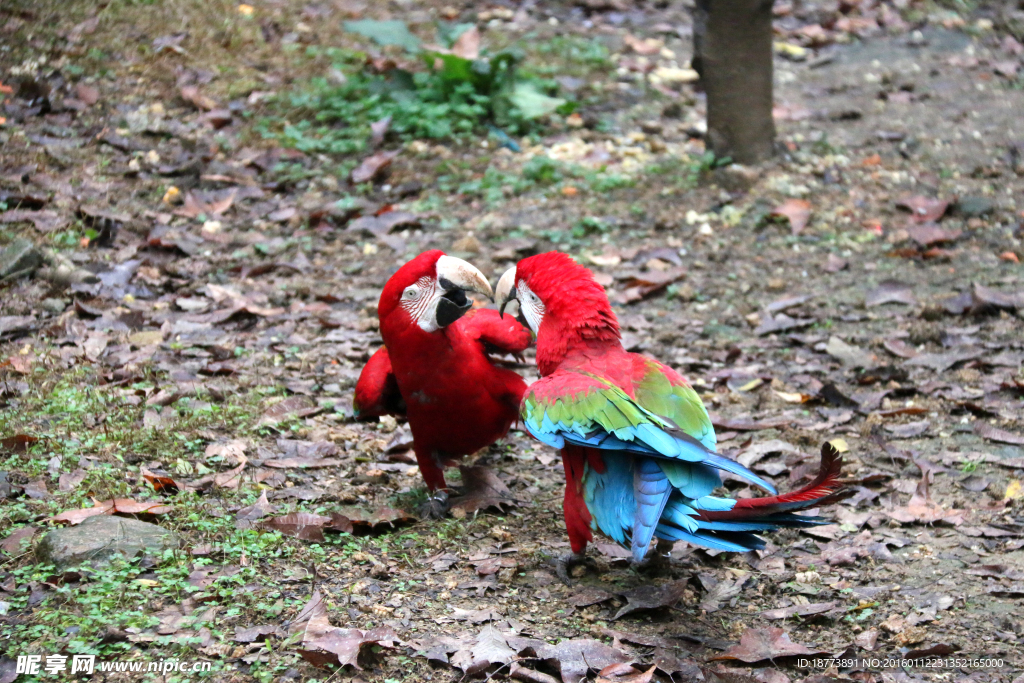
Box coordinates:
[420,490,450,520]
[555,551,595,586]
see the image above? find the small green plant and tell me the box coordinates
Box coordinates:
[588,171,634,192]
[572,216,609,239]
[267,22,573,155]
[534,35,612,70]
[522,155,565,184]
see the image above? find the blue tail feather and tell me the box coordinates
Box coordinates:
[699,451,777,494]
[630,458,672,562]
[654,525,762,552]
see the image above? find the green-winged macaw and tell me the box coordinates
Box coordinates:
[496,251,848,582]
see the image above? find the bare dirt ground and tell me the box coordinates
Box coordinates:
[1,1,1023,682]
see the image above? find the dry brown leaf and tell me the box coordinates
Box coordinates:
[698,574,745,613]
[262,457,344,469]
[22,479,48,499]
[760,601,838,619]
[473,556,517,576]
[709,414,792,431]
[75,84,99,105]
[8,353,34,374]
[108,499,175,515]
[905,223,961,247]
[897,195,949,223]
[450,26,480,59]
[180,85,217,111]
[234,623,285,643]
[449,466,521,513]
[260,396,320,425]
[351,150,399,184]
[973,422,1024,446]
[179,189,236,218]
[0,434,39,454]
[451,607,502,624]
[887,473,964,525]
[330,506,416,534]
[883,338,918,359]
[865,280,916,307]
[214,462,246,489]
[58,469,87,492]
[293,590,402,668]
[710,626,829,663]
[613,579,688,619]
[972,282,1024,311]
[623,34,663,55]
[346,210,421,236]
[49,498,173,524]
[370,115,392,146]
[0,209,66,233]
[596,663,656,683]
[771,199,811,234]
[823,253,848,272]
[854,628,879,650]
[615,268,686,304]
[569,587,617,608]
[206,439,247,464]
[1,526,37,555]
[450,624,518,675]
[261,512,331,542]
[50,500,116,524]
[236,490,277,529]
[537,638,632,683]
[142,471,182,495]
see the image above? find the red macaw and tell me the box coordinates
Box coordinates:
[496,252,848,582]
[354,250,532,517]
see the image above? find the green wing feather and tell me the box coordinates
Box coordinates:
[632,359,716,450]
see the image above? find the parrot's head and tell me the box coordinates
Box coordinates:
[495,251,619,338]
[378,250,493,334]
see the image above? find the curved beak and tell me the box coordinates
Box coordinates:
[495,266,517,319]
[434,255,493,329]
[436,255,493,300]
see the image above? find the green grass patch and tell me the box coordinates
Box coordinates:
[262,21,575,155]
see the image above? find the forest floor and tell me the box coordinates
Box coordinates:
[1,0,1023,682]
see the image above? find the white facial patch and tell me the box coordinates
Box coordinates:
[400,275,443,332]
[517,281,545,333]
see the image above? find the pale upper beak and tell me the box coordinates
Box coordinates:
[435,255,493,301]
[495,266,517,318]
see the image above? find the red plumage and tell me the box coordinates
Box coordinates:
[354,250,531,495]
[507,252,848,570]
[700,443,851,521]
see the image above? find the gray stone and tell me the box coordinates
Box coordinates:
[956,196,994,217]
[40,298,68,314]
[36,516,180,571]
[0,238,43,279]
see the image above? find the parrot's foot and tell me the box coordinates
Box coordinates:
[555,551,597,587]
[419,490,450,520]
[631,553,671,577]
[631,540,674,577]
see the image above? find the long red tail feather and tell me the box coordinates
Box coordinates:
[701,443,850,521]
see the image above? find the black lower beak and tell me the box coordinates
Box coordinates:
[498,296,517,319]
[436,289,472,328]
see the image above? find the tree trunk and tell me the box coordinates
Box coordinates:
[693,0,776,164]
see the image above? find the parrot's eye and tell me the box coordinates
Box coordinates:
[402,286,419,300]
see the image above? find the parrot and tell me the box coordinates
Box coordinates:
[495,251,848,583]
[354,250,532,518]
